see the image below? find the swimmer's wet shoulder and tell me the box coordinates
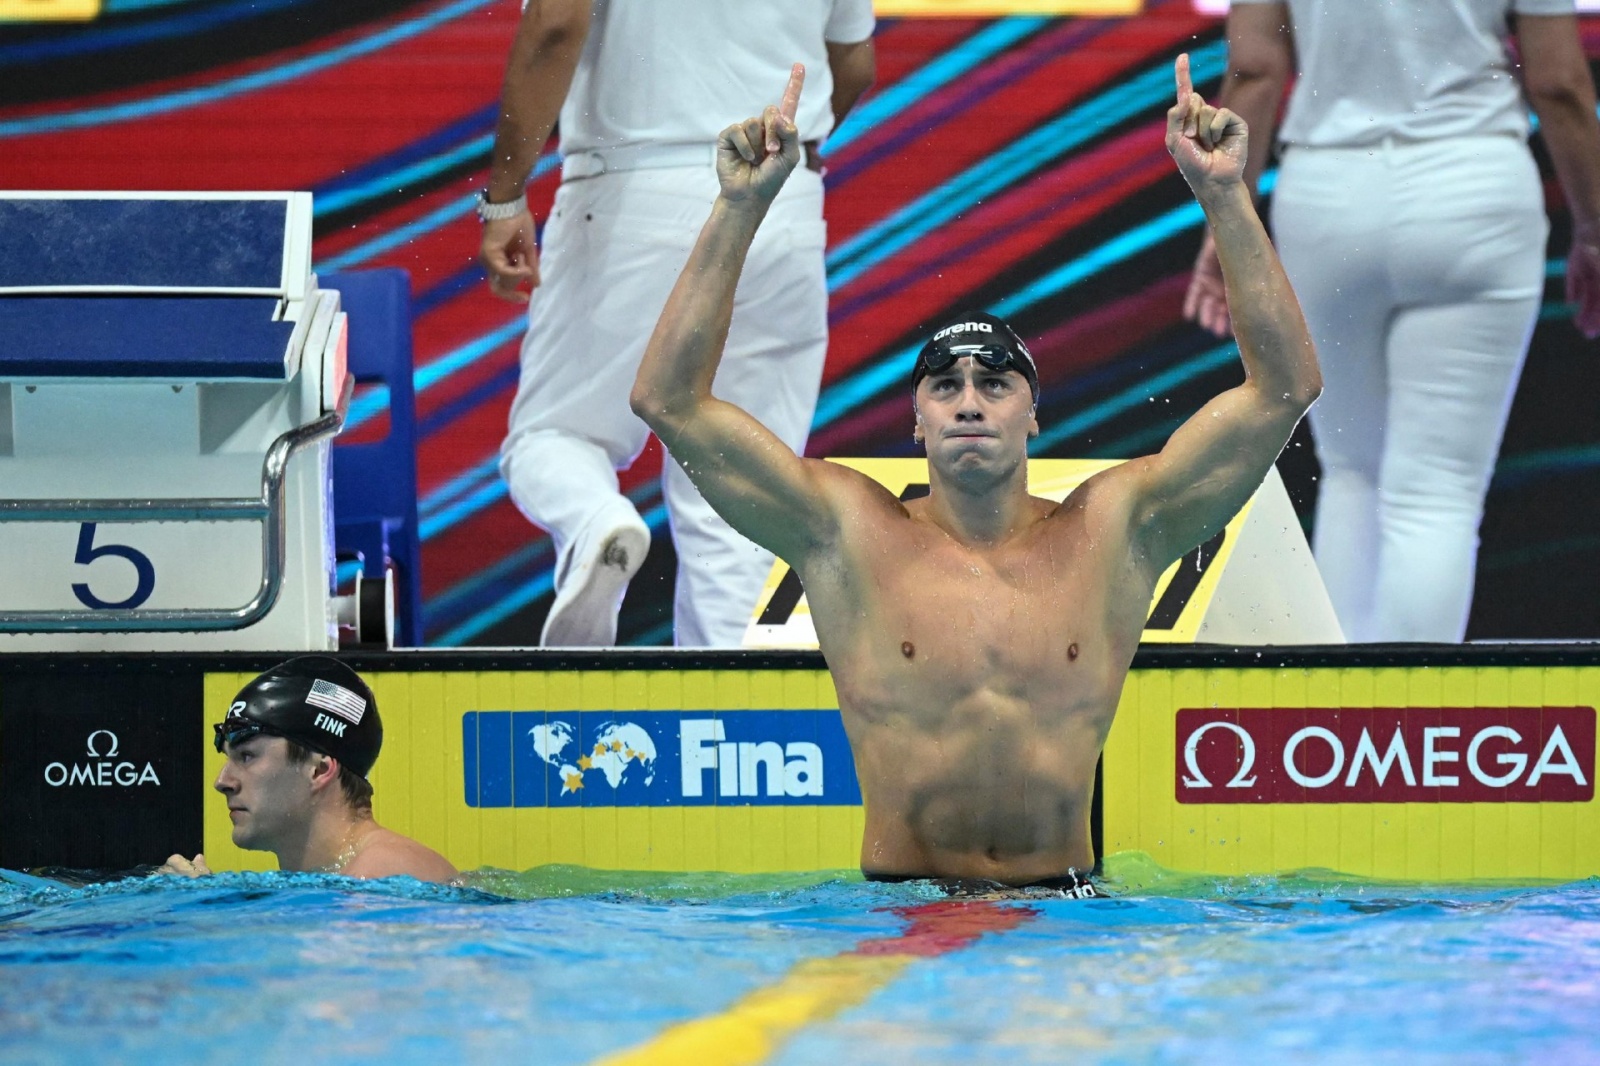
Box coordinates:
[338,827,458,884]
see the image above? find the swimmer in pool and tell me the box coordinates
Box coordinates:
[159,657,457,884]
[630,59,1320,887]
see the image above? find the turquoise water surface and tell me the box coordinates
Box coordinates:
[1,857,1597,1064]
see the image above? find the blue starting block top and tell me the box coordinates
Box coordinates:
[0,198,289,292]
[0,194,312,379]
[0,297,293,379]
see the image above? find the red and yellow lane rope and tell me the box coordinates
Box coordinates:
[596,900,1039,1066]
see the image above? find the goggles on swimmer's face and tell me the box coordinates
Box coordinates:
[213,719,271,753]
[911,312,1039,402]
[919,342,1027,377]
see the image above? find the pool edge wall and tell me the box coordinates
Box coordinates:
[2,645,1597,881]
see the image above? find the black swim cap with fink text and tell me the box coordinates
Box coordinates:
[213,656,382,778]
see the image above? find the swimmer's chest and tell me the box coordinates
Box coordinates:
[858,523,1129,687]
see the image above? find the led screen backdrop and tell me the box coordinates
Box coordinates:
[3,0,1597,644]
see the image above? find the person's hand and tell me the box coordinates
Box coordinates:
[1184,229,1232,337]
[158,853,211,878]
[1567,220,1600,338]
[716,64,805,207]
[480,209,539,303]
[1166,53,1248,195]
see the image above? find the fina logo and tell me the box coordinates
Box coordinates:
[526,718,823,799]
[43,730,162,789]
[529,719,658,796]
[463,708,857,809]
[682,719,823,799]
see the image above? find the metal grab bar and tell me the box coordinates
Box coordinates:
[0,374,353,632]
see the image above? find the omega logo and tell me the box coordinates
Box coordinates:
[1182,721,1258,788]
[44,729,161,789]
[1176,707,1595,805]
[85,730,119,758]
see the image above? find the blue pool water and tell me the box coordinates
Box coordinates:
[1,858,1597,1064]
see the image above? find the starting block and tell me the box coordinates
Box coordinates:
[0,192,352,650]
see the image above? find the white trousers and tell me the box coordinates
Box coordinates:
[500,164,828,647]
[1273,135,1547,642]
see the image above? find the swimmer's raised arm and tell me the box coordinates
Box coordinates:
[1123,55,1321,570]
[631,65,846,564]
[1184,1,1293,337]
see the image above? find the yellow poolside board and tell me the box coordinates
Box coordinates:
[1102,666,1600,881]
[202,667,867,875]
[203,664,1600,881]
[0,0,100,21]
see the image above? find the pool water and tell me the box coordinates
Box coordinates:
[1,856,1597,1064]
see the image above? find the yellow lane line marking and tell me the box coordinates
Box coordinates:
[596,953,916,1066]
[595,899,1040,1066]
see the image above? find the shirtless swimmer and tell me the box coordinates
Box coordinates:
[629,58,1320,888]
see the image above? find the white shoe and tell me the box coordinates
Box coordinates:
[540,505,651,647]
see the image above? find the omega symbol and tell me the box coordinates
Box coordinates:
[1182,720,1258,789]
[85,730,119,758]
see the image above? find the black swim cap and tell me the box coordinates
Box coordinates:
[213,656,382,778]
[912,311,1039,402]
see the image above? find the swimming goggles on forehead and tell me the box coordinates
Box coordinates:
[918,342,1029,377]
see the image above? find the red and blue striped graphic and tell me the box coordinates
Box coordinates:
[4,0,1596,643]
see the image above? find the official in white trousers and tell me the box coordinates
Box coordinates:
[476,0,876,647]
[500,161,828,647]
[1272,136,1545,640]
[1188,0,1600,641]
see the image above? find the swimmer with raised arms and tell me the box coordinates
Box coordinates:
[630,59,1320,893]
[161,657,457,884]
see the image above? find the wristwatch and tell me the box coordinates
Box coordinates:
[475,189,526,223]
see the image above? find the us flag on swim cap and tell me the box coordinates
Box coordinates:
[306,679,367,725]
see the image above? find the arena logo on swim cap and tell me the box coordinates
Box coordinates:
[932,321,994,342]
[1175,706,1596,804]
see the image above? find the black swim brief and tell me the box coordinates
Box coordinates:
[866,868,1104,899]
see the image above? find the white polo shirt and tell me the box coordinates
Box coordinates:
[1233,0,1576,146]
[558,0,876,154]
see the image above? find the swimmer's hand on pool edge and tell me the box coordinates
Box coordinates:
[157,853,212,878]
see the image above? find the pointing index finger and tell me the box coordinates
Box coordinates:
[1175,53,1192,101]
[779,63,805,124]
